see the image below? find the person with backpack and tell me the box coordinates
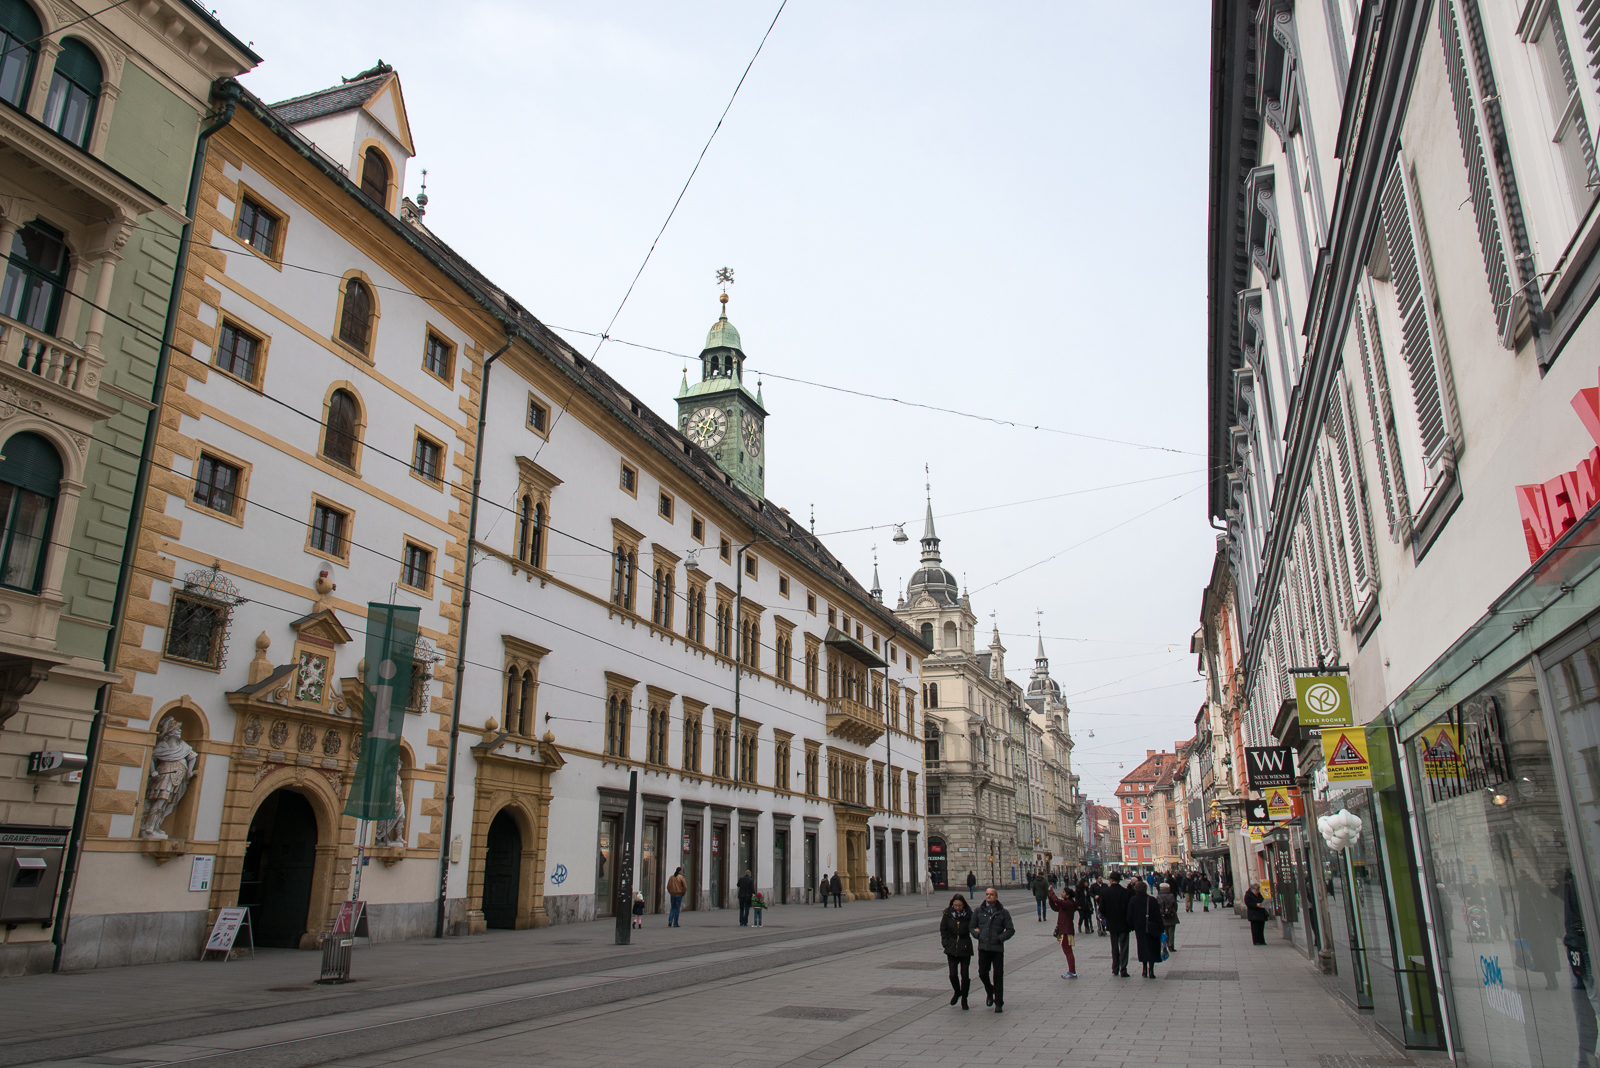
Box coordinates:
[1157,881,1180,952]
[1030,872,1049,921]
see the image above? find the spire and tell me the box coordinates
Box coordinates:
[920,465,941,566]
[870,547,883,604]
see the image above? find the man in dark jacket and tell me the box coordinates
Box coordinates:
[829,871,843,907]
[966,870,978,897]
[737,870,756,926]
[973,887,1015,1012]
[1101,872,1133,977]
[1030,873,1049,921]
[1089,877,1108,935]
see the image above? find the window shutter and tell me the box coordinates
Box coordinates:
[1353,293,1401,537]
[1327,380,1377,613]
[1380,160,1455,472]
[1580,0,1600,90]
[1317,451,1355,627]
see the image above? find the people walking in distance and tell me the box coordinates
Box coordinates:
[1199,873,1212,912]
[666,867,687,927]
[737,869,756,926]
[973,887,1015,1012]
[1102,872,1133,977]
[966,870,978,897]
[1075,879,1094,934]
[819,874,831,906]
[1090,875,1109,936]
[1221,874,1235,908]
[1128,880,1164,978]
[1031,872,1049,921]
[752,890,766,926]
[830,871,844,908]
[1158,881,1180,952]
[1245,882,1269,945]
[631,892,645,930]
[940,893,975,1010]
[1183,871,1195,912]
[1046,883,1079,978]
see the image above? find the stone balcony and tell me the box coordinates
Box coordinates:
[0,313,109,416]
[826,695,884,746]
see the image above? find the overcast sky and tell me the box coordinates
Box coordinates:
[216,0,1217,805]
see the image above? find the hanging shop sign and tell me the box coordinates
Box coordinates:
[345,603,420,821]
[1515,368,1600,562]
[1419,723,1465,779]
[1245,746,1296,788]
[1243,798,1271,825]
[1265,788,1294,821]
[1294,675,1353,728]
[1248,825,1265,844]
[1322,727,1373,789]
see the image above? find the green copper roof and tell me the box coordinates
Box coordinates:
[677,375,763,408]
[704,314,742,352]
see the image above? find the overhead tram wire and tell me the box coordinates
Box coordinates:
[529,0,788,466]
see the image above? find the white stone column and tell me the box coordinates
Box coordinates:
[25,40,59,123]
[87,80,120,157]
[81,221,131,358]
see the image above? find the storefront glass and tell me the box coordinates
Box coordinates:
[1319,783,1376,1010]
[1407,661,1585,1066]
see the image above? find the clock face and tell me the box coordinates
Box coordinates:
[741,412,762,457]
[686,406,727,448]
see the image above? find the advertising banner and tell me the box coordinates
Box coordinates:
[1265,788,1294,821]
[1294,675,1353,728]
[1419,723,1465,779]
[1245,745,1296,789]
[345,603,420,820]
[1322,727,1373,789]
[1243,798,1271,825]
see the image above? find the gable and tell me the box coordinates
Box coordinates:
[363,74,414,155]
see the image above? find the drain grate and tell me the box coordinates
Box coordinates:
[880,960,945,970]
[1159,970,1241,980]
[763,1006,867,1021]
[872,987,947,997]
[266,987,312,992]
[1316,1057,1413,1067]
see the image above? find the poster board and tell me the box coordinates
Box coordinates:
[202,907,252,960]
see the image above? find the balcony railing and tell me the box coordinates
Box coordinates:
[826,694,884,746]
[0,314,103,399]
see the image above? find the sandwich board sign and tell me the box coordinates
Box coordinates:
[1295,675,1353,728]
[1245,746,1296,789]
[202,907,252,961]
[1322,728,1373,789]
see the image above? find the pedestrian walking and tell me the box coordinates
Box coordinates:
[966,870,977,897]
[666,867,687,927]
[819,875,831,906]
[1183,872,1195,912]
[830,871,844,908]
[631,892,645,929]
[1046,884,1078,978]
[752,890,766,926]
[737,869,756,926]
[939,893,975,1010]
[1075,879,1093,934]
[1101,872,1133,977]
[973,887,1015,1012]
[1200,874,1212,911]
[1090,876,1108,936]
[1158,881,1180,952]
[1245,883,1269,945]
[1128,880,1164,978]
[1031,872,1049,922]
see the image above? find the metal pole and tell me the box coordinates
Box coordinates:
[615,770,638,944]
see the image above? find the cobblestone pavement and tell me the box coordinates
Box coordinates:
[0,897,1423,1068]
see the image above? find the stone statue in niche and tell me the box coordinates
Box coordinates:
[372,757,406,847]
[140,716,198,839]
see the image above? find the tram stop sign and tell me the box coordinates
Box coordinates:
[1293,675,1352,728]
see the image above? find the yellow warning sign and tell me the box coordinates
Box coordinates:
[1294,675,1353,728]
[1420,724,1464,779]
[1248,824,1265,843]
[1266,788,1293,821]
[1322,727,1372,789]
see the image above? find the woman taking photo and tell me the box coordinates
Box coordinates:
[940,893,974,1009]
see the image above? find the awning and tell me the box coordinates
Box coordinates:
[1190,844,1232,858]
[824,626,887,669]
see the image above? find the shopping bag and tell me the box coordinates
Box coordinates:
[1160,932,1170,961]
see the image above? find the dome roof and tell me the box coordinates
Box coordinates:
[704,315,742,352]
[1028,676,1062,699]
[906,565,960,606]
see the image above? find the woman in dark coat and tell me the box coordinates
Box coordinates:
[1046,884,1078,977]
[1127,880,1165,977]
[1075,879,1093,933]
[1244,883,1269,944]
[939,893,975,1009]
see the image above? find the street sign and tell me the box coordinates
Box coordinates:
[1294,675,1353,728]
[1323,727,1373,789]
[1245,746,1296,788]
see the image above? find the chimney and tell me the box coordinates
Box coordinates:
[1147,749,1156,758]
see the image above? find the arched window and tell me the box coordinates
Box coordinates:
[927,682,939,709]
[360,147,391,207]
[943,620,958,649]
[323,389,359,467]
[504,667,523,735]
[0,1,42,108]
[919,621,933,648]
[0,432,61,592]
[44,38,100,147]
[338,277,374,352]
[2,220,69,333]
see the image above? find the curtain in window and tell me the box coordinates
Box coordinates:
[1,221,68,333]
[43,38,99,147]
[0,431,60,593]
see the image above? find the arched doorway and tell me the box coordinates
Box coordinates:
[483,810,521,929]
[238,790,318,948]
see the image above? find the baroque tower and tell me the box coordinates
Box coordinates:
[677,288,767,498]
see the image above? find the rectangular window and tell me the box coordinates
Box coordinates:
[1528,2,1599,218]
[164,590,230,668]
[828,607,837,626]
[690,515,704,542]
[719,536,731,562]
[744,554,757,578]
[401,542,432,591]
[807,592,816,613]
[193,454,241,516]
[528,396,549,434]
[309,501,347,559]
[423,332,453,381]
[236,196,278,255]
[620,461,637,496]
[412,434,443,483]
[658,491,673,521]
[778,574,790,598]
[927,789,941,816]
[215,321,259,383]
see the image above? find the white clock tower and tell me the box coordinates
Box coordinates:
[677,285,767,499]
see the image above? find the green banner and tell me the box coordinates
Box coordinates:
[1294,674,1353,729]
[345,603,420,820]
